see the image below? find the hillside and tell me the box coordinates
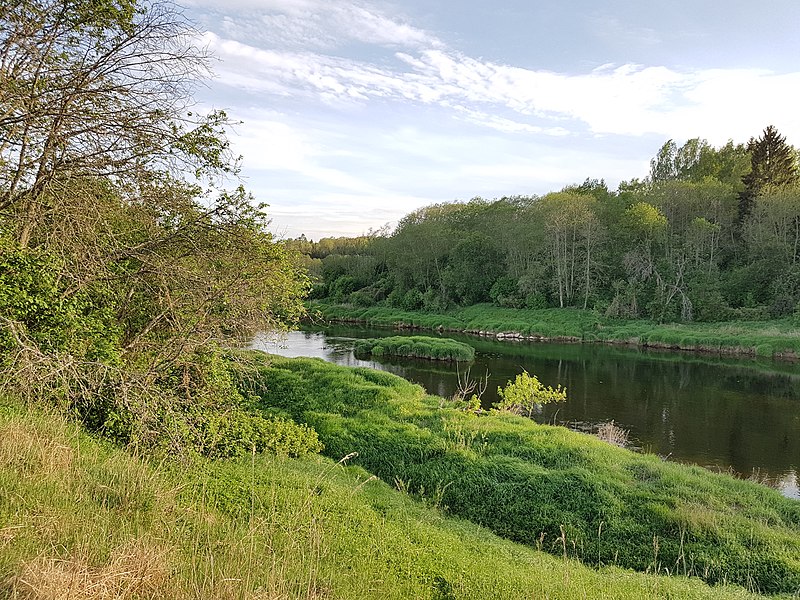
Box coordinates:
[0,394,775,599]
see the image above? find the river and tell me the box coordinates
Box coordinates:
[252,324,800,499]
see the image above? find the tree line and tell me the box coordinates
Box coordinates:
[301,127,800,322]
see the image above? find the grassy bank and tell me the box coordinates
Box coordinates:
[243,354,800,595]
[354,335,475,361]
[309,301,800,358]
[0,399,768,600]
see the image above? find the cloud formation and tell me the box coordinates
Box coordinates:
[203,26,800,145]
[188,0,441,50]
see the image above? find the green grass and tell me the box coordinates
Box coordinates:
[243,353,800,595]
[354,335,475,361]
[309,301,800,358]
[0,399,767,599]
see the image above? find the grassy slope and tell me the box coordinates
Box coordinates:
[309,301,800,358]
[244,354,800,595]
[0,400,770,600]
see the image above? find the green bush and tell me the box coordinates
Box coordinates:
[401,289,424,311]
[493,370,567,417]
[0,240,121,362]
[88,349,324,460]
[490,276,522,308]
[195,409,323,458]
[349,290,375,307]
[329,275,358,303]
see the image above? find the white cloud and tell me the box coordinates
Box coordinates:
[205,30,800,144]
[227,113,384,195]
[450,106,570,136]
[189,0,441,50]
[337,4,440,48]
[261,191,434,240]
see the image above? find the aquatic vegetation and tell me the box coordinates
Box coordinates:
[354,335,475,362]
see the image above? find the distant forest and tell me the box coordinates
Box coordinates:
[294,126,800,322]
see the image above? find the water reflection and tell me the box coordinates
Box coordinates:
[252,328,800,499]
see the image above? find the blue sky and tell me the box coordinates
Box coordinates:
[183,0,800,239]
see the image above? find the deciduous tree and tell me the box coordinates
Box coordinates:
[0,0,233,246]
[0,0,309,451]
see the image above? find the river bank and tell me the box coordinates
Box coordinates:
[253,327,800,499]
[0,388,771,599]
[242,352,800,594]
[309,301,800,359]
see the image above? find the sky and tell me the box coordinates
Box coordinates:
[182,0,800,240]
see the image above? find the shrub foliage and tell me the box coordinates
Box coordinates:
[0,0,313,457]
[493,370,567,417]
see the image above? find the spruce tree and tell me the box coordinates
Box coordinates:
[738,125,798,223]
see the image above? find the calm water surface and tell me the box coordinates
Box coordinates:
[252,325,800,499]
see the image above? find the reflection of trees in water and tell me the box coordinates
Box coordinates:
[716,371,800,399]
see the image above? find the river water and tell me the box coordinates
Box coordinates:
[252,324,800,499]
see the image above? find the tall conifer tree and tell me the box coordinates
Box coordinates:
[738,125,798,224]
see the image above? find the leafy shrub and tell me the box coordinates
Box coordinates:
[422,288,449,312]
[768,264,800,317]
[493,370,567,417]
[687,271,730,322]
[490,276,522,308]
[401,289,424,311]
[0,241,120,362]
[195,409,322,458]
[329,275,358,303]
[307,283,328,299]
[385,287,405,308]
[80,349,324,460]
[348,290,374,307]
[523,292,548,310]
[721,260,779,308]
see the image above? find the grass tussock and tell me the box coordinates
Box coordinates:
[354,335,475,361]
[0,420,74,477]
[11,540,170,600]
[0,397,766,600]
[596,421,630,448]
